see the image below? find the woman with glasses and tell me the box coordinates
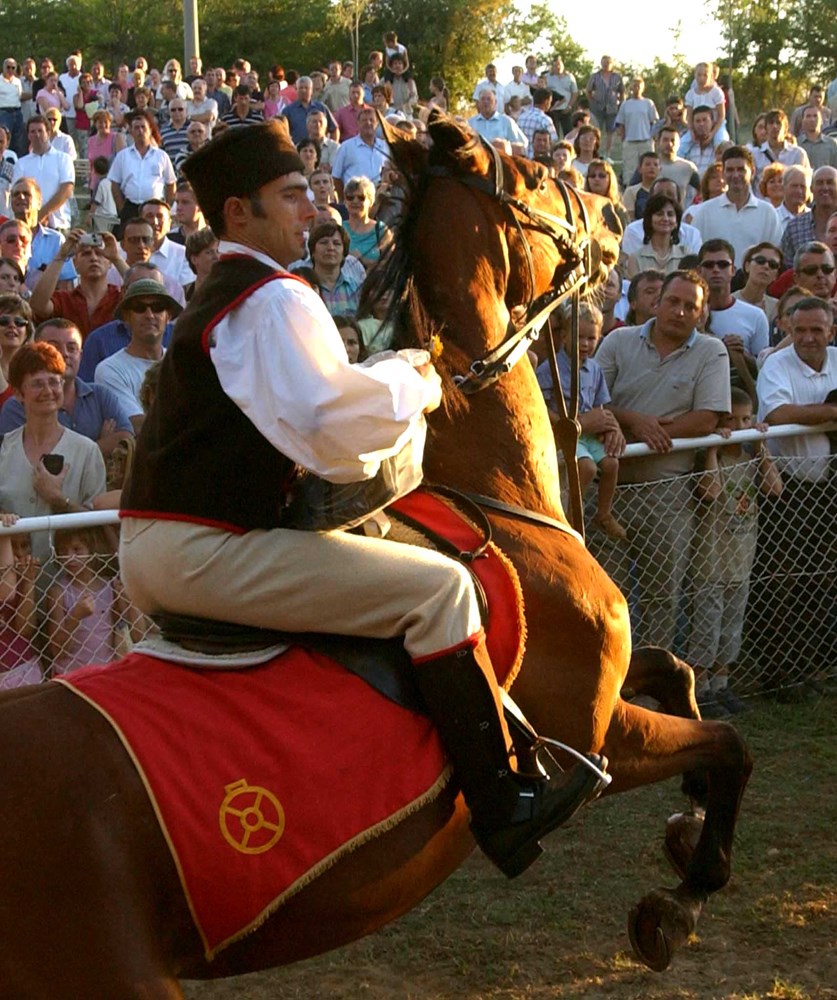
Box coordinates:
[624,192,689,279]
[0,341,106,561]
[734,242,782,325]
[342,175,392,272]
[584,158,630,231]
[0,292,34,407]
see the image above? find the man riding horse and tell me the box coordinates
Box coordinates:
[120,120,606,879]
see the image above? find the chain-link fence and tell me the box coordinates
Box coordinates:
[0,427,834,698]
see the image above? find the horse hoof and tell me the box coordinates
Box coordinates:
[627,888,702,972]
[663,811,704,879]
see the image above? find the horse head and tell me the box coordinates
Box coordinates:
[368,112,620,375]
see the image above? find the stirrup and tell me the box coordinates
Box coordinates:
[500,688,612,790]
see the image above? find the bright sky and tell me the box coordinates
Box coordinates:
[500,1,727,74]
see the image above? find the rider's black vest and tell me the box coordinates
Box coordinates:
[121,254,301,532]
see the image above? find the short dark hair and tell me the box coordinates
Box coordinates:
[34,317,81,341]
[639,151,660,165]
[627,268,665,304]
[698,238,735,263]
[307,221,349,259]
[721,145,754,171]
[660,268,708,302]
[185,226,217,266]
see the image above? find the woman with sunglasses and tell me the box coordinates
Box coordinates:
[0,292,34,407]
[342,175,392,272]
[734,242,782,325]
[0,341,106,561]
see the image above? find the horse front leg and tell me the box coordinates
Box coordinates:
[602,701,752,971]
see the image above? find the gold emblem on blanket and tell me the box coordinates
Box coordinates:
[219,778,285,854]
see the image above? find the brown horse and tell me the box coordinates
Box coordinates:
[0,117,751,997]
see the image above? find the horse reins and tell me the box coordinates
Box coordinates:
[427,139,593,538]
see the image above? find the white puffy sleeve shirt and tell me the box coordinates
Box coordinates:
[210,242,440,483]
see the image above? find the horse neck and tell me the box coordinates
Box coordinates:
[423,363,566,521]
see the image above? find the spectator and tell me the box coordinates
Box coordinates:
[684,62,728,142]
[622,151,660,220]
[593,270,730,648]
[204,69,231,117]
[322,62,351,113]
[651,95,689,140]
[94,278,180,431]
[0,341,106,561]
[752,109,809,181]
[35,72,70,120]
[621,178,703,257]
[797,106,837,171]
[0,219,32,278]
[297,138,321,180]
[698,239,770,378]
[585,55,623,157]
[342,175,391,271]
[220,84,264,130]
[544,57,578,137]
[624,192,689,278]
[8,178,76,291]
[504,65,531,106]
[780,166,837,268]
[655,126,700,206]
[305,110,339,172]
[297,222,363,315]
[467,89,526,156]
[773,164,811,228]
[331,106,390,196]
[141,198,195,287]
[563,109,591,146]
[733,241,782,326]
[550,140,573,176]
[0,125,17,215]
[688,387,782,716]
[754,296,837,695]
[0,292,34,406]
[333,82,366,142]
[281,77,337,145]
[691,146,783,266]
[383,55,417,116]
[332,313,367,363]
[12,116,75,233]
[535,302,626,539]
[58,52,83,148]
[108,111,176,232]
[78,263,175,381]
[0,511,40,689]
[584,159,629,231]
[0,317,132,456]
[472,63,506,111]
[0,259,24,295]
[30,230,123,336]
[790,85,833,136]
[174,121,208,176]
[517,88,557,158]
[678,106,723,177]
[43,109,76,159]
[183,226,218,300]
[614,77,658,185]
[791,241,837,300]
[571,124,601,179]
[168,182,205,244]
[45,525,138,675]
[0,58,25,156]
[88,111,125,192]
[185,78,217,131]
[159,99,191,160]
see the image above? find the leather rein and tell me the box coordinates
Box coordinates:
[427,139,593,538]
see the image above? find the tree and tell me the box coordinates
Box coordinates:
[332,0,374,71]
[502,3,592,83]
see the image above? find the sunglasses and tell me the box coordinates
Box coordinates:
[587,172,608,179]
[751,255,780,270]
[0,316,28,329]
[124,300,167,313]
[700,260,733,270]
[124,235,154,245]
[798,263,835,275]
[344,194,366,201]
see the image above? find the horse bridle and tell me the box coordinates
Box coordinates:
[428,139,594,536]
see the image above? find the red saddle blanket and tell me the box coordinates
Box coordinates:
[55,489,526,960]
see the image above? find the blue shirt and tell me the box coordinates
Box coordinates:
[281,100,337,144]
[536,350,610,414]
[26,224,76,290]
[0,377,133,440]
[79,319,174,382]
[331,134,391,187]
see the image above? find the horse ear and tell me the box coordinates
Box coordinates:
[427,111,492,177]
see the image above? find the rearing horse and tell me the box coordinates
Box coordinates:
[0,115,751,996]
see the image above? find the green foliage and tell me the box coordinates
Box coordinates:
[502,3,592,83]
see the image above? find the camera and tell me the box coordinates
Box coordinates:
[78,233,103,249]
[41,454,64,475]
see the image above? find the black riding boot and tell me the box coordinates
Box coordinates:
[414,640,607,878]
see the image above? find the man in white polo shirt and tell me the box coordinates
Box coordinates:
[593,270,731,650]
[692,146,783,266]
[11,115,75,231]
[755,296,837,695]
[330,106,390,198]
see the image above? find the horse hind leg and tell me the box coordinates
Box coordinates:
[602,700,752,971]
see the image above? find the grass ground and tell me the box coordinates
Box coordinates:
[184,695,837,1000]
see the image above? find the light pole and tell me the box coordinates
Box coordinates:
[184,0,200,70]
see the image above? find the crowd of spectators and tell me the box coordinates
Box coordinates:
[0,41,835,711]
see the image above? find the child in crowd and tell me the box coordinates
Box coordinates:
[688,387,783,717]
[45,527,137,675]
[332,314,367,364]
[535,303,627,540]
[89,156,120,232]
[0,514,41,689]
